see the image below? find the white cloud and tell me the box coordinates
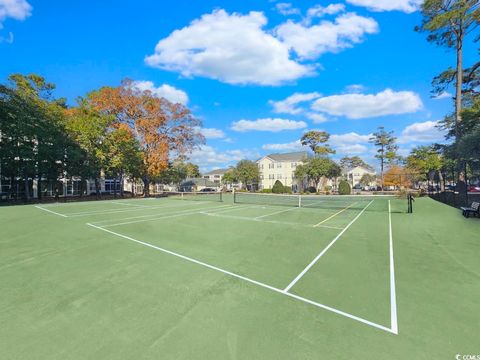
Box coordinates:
[336,144,369,154]
[305,4,346,25]
[399,120,446,144]
[330,132,371,145]
[189,145,259,171]
[276,12,379,59]
[330,132,371,154]
[275,3,300,16]
[199,128,227,139]
[345,84,366,93]
[311,89,423,119]
[0,0,31,29]
[231,118,307,132]
[269,92,321,114]
[346,0,422,13]
[131,80,188,105]
[0,30,13,43]
[433,91,452,100]
[145,9,312,85]
[262,140,304,151]
[306,112,329,123]
[262,132,372,154]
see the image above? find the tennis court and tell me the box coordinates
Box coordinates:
[1,194,479,359]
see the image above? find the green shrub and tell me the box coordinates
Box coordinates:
[338,180,351,195]
[283,187,292,194]
[272,180,284,194]
[306,186,317,193]
[261,188,272,193]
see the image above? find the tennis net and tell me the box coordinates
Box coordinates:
[155,191,223,202]
[233,192,394,210]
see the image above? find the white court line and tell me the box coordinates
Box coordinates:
[388,200,399,334]
[201,212,344,230]
[90,203,219,225]
[111,201,152,208]
[35,205,69,218]
[254,206,299,220]
[283,200,374,293]
[102,204,234,227]
[86,222,395,334]
[202,205,254,214]
[313,202,357,227]
[67,201,208,217]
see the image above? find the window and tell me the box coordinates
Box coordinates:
[269,163,274,169]
[214,175,220,178]
[260,175,264,180]
[291,162,297,168]
[269,174,274,179]
[277,174,282,179]
[276,163,282,168]
[104,179,120,194]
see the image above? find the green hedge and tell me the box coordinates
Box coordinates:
[338,180,351,195]
[272,180,284,194]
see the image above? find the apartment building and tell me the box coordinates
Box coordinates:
[344,166,377,188]
[256,151,308,190]
[203,168,229,184]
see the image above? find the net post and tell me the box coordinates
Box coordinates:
[181,192,184,200]
[298,194,302,208]
[220,191,223,202]
[233,188,236,204]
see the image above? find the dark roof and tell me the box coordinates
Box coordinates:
[260,151,308,162]
[203,168,229,176]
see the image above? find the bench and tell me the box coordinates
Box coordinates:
[461,202,480,218]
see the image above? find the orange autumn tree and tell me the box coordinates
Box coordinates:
[89,79,204,196]
[383,165,412,189]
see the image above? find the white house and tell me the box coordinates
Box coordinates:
[203,168,229,184]
[256,152,308,191]
[344,166,377,188]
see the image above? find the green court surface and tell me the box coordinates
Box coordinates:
[1,195,479,359]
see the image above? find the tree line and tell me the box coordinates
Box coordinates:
[0,74,204,200]
[407,0,479,195]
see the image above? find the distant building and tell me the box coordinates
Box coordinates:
[203,168,229,184]
[256,151,308,191]
[344,166,376,188]
[202,168,242,190]
[180,178,220,192]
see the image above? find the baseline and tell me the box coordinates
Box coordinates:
[34,205,68,218]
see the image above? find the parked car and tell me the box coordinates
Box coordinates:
[200,187,217,192]
[468,185,480,193]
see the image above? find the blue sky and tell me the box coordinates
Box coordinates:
[0,0,477,171]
